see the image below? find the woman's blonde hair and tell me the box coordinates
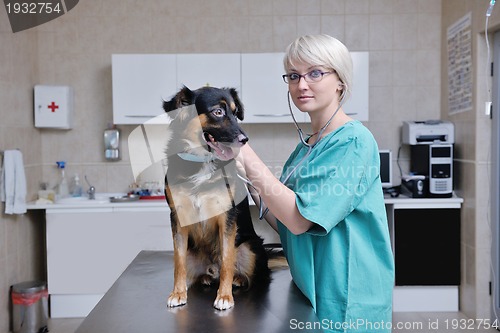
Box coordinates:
[283,34,353,100]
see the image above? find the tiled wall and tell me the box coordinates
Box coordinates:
[0,12,45,332]
[0,0,444,330]
[441,0,500,319]
[33,0,443,193]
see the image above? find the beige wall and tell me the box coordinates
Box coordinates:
[441,0,500,319]
[0,0,443,330]
[31,0,443,193]
[0,13,45,331]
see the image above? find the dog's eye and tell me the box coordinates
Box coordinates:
[211,108,225,117]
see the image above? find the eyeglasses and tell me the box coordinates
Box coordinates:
[282,69,334,84]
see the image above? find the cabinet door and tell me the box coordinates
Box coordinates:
[241,52,369,123]
[344,52,369,121]
[46,210,172,294]
[394,208,460,286]
[112,54,177,124]
[176,53,241,91]
[241,53,299,123]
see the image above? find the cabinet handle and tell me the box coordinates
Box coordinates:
[253,114,291,117]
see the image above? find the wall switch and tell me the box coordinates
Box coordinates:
[486,101,492,116]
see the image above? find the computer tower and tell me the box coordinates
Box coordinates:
[410,144,453,198]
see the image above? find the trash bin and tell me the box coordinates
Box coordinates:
[11,281,49,333]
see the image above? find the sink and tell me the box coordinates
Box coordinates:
[56,193,125,205]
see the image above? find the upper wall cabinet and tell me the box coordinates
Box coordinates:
[241,52,369,123]
[112,54,241,125]
[241,53,304,123]
[112,54,176,125]
[176,54,241,91]
[344,52,369,121]
[112,52,369,124]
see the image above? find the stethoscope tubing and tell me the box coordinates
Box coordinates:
[282,90,346,178]
[255,90,346,219]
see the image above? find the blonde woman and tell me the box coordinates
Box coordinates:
[237,35,394,332]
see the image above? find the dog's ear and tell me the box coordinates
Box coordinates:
[228,88,244,121]
[163,86,194,112]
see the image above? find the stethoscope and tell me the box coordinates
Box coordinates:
[287,89,346,149]
[241,87,347,220]
[282,86,347,179]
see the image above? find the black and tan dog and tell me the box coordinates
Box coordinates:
[163,86,270,310]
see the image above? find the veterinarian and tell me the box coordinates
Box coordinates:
[236,34,394,332]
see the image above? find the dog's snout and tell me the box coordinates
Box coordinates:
[238,134,248,145]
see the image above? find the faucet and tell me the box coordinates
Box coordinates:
[85,175,96,200]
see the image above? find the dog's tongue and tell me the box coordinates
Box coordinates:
[206,139,236,161]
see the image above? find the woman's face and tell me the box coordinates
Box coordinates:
[286,60,344,116]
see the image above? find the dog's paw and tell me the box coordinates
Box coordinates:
[232,275,248,288]
[213,294,234,310]
[200,274,213,286]
[167,291,187,307]
[206,264,219,278]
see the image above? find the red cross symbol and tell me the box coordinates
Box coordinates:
[48,102,59,112]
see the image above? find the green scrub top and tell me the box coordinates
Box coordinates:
[278,120,395,333]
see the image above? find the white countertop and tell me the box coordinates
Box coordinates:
[26,198,169,211]
[383,193,463,209]
[27,192,463,211]
[383,193,463,204]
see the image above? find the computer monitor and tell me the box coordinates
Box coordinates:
[379,150,392,188]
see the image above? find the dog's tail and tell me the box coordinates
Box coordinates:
[264,243,289,270]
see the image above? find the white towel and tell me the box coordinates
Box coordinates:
[0,150,27,214]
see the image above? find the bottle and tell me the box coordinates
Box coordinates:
[56,161,69,198]
[37,182,55,203]
[71,174,83,197]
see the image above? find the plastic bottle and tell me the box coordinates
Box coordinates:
[37,182,55,203]
[56,161,69,198]
[71,174,83,197]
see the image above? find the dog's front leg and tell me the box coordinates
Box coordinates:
[167,221,189,307]
[214,216,237,310]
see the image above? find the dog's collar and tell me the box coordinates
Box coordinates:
[177,152,216,163]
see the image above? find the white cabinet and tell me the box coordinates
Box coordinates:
[112,52,369,124]
[112,54,240,125]
[384,195,463,312]
[241,52,369,123]
[112,54,176,124]
[176,53,241,91]
[34,85,74,129]
[343,52,369,121]
[46,206,172,318]
[241,53,302,123]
